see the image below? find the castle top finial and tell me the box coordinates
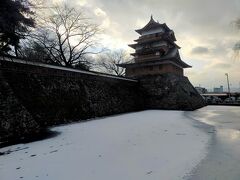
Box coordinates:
[150,15,153,20]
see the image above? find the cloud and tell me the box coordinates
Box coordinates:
[233,41,240,50]
[94,8,107,17]
[191,46,209,54]
[211,63,232,69]
[77,0,87,6]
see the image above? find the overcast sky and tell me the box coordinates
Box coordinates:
[53,0,240,91]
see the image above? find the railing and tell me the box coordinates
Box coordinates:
[135,55,160,62]
[136,36,162,43]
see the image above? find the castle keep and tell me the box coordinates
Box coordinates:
[118,16,191,77]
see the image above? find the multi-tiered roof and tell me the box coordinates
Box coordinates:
[118,16,191,77]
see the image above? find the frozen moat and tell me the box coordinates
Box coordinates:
[0,110,210,180]
[186,106,240,180]
[1,106,239,180]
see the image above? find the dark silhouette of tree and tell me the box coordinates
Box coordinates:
[18,40,52,63]
[74,60,91,70]
[96,50,129,76]
[0,0,35,56]
[32,5,101,68]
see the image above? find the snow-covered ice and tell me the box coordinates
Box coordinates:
[0,110,210,180]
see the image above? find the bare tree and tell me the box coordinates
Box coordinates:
[96,50,130,76]
[32,4,101,67]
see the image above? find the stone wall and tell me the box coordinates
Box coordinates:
[0,71,40,144]
[139,74,206,110]
[0,60,143,144]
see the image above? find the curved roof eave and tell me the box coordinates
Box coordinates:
[135,16,171,35]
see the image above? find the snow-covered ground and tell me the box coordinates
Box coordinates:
[0,110,210,180]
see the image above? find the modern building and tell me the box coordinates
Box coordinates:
[213,86,223,93]
[117,16,191,78]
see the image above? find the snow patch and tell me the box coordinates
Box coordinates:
[0,110,210,180]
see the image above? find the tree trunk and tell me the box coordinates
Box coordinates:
[14,46,18,57]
